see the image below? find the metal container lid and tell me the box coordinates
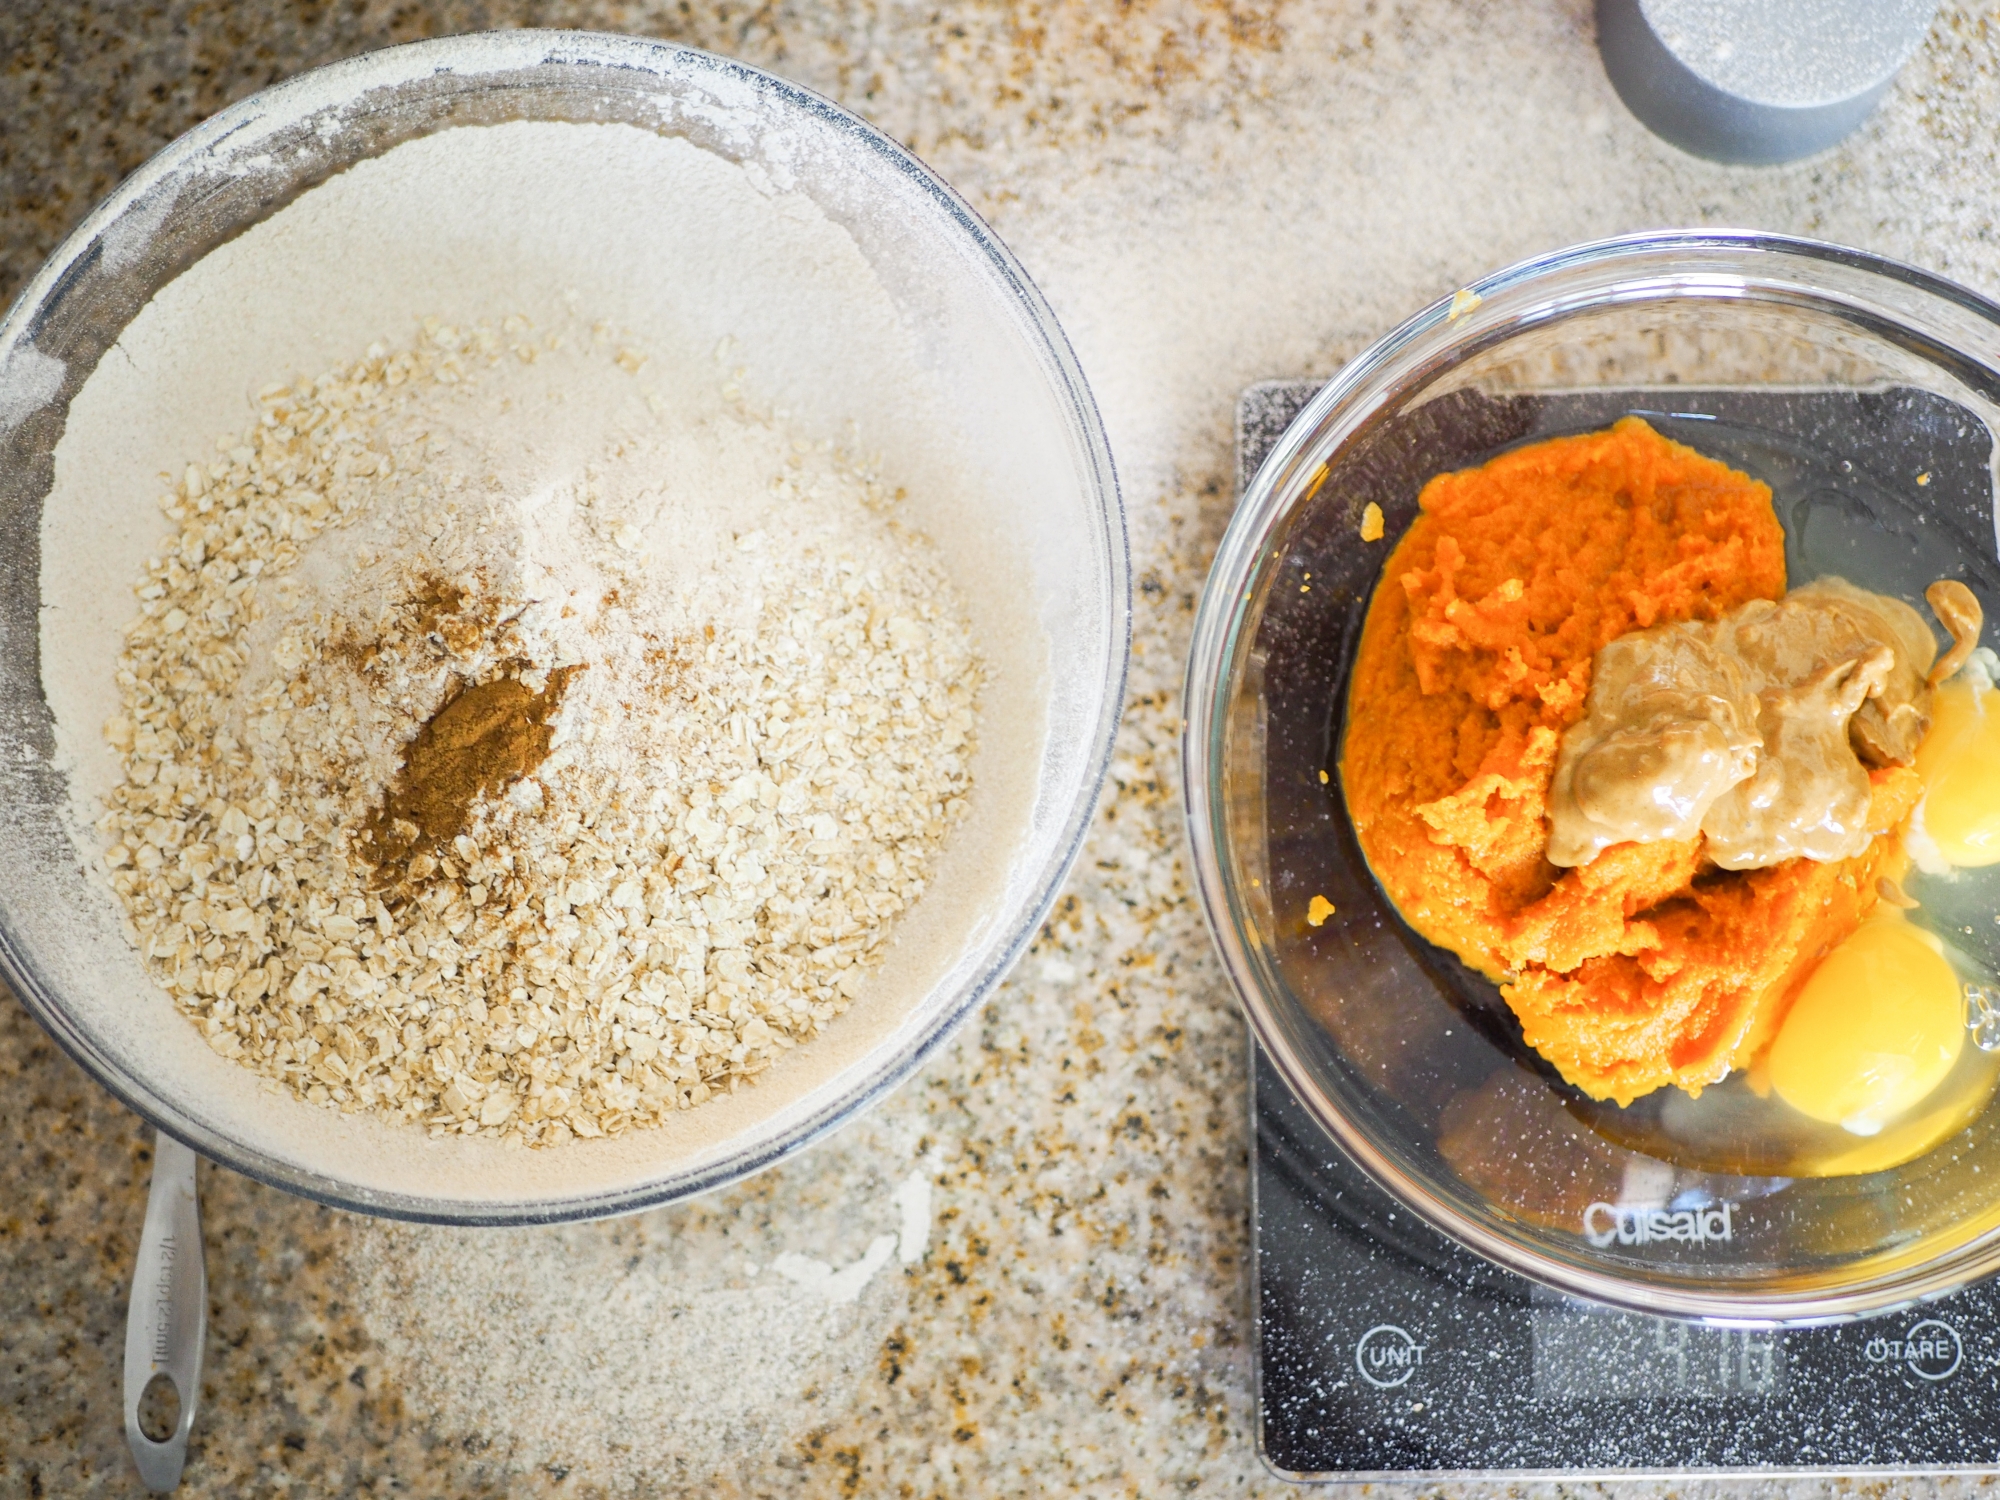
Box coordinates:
[1598,0,1941,165]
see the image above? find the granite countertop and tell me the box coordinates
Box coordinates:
[9,2,2000,1495]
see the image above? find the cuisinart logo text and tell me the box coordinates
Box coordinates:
[1583,1201,1735,1248]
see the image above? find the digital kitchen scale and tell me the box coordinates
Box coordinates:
[1253,1041,2000,1481]
[1238,379,2000,1482]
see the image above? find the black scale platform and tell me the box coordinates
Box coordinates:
[1238,378,2000,1482]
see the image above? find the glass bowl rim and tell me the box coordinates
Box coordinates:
[1183,228,2000,1324]
[0,29,1130,1225]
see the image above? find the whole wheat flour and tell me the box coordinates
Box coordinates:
[94,315,982,1146]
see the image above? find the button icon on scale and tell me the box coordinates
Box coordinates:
[1355,1323,1428,1389]
[1863,1318,1963,1382]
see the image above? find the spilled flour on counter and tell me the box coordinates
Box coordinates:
[93,314,982,1145]
[343,1150,938,1477]
[771,1164,935,1300]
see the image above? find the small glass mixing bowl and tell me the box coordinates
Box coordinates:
[0,33,1126,1223]
[1184,231,2000,1323]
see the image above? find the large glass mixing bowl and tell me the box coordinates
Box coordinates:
[0,33,1126,1223]
[1185,231,2000,1322]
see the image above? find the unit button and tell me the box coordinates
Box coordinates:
[1355,1323,1428,1389]
[1864,1318,1964,1382]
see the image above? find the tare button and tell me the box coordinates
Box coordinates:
[1863,1318,1964,1383]
[1355,1323,1428,1389]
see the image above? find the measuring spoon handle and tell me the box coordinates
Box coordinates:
[123,1131,206,1493]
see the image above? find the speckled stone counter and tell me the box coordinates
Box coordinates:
[9,3,2000,1495]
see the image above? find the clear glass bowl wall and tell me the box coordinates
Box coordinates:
[1184,233,2000,1322]
[0,33,1126,1223]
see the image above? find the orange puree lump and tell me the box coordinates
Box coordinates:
[1341,416,1917,1107]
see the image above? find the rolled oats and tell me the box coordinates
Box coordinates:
[99,321,981,1147]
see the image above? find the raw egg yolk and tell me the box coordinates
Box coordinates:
[1914,676,2000,866]
[1767,914,1964,1136]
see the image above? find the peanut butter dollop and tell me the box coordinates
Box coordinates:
[1547,577,1939,870]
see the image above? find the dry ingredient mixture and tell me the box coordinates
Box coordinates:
[96,318,981,1146]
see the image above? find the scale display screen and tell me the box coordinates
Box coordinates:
[1530,1304,1783,1403]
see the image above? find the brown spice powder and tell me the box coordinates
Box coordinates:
[331,574,484,674]
[361,664,582,884]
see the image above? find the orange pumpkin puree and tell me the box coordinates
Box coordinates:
[1341,416,1917,1107]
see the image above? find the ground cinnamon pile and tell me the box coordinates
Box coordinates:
[360,666,583,886]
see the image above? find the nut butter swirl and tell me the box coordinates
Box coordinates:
[1548,577,1943,870]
